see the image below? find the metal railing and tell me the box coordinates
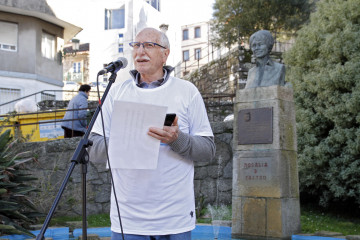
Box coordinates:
[0,107,95,128]
[0,92,235,142]
[202,93,235,122]
[0,90,104,115]
[0,107,97,141]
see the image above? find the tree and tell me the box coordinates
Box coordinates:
[211,0,315,48]
[283,0,360,208]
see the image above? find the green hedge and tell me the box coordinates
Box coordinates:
[284,0,360,208]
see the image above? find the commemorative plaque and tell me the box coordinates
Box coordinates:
[238,107,273,144]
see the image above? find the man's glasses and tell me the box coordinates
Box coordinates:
[129,42,167,50]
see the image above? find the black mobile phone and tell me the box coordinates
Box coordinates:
[164,113,176,126]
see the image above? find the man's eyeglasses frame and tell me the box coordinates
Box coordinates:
[129,42,167,50]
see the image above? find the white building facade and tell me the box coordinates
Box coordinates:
[47,0,182,84]
[0,0,183,114]
[180,21,229,77]
[0,0,81,114]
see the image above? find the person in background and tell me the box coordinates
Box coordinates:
[61,84,91,138]
[88,27,215,240]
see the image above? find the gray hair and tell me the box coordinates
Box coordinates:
[159,31,170,49]
[137,27,170,50]
[249,30,274,52]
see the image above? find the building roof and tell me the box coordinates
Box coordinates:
[63,43,90,54]
[0,0,82,42]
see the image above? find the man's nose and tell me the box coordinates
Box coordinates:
[136,44,146,53]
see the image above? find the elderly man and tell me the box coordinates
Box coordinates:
[245,30,286,88]
[89,27,215,239]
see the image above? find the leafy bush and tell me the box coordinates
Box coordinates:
[284,0,360,208]
[0,130,41,237]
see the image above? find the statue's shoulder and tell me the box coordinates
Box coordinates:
[248,65,257,74]
[271,61,285,75]
[272,60,284,68]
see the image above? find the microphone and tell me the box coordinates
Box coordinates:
[98,57,128,75]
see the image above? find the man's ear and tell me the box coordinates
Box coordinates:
[164,49,170,57]
[162,49,170,62]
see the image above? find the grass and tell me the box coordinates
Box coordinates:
[300,206,360,236]
[39,206,360,236]
[39,213,111,228]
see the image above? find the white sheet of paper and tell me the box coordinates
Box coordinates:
[108,101,167,169]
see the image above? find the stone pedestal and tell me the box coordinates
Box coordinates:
[232,86,301,239]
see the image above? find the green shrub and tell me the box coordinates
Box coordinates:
[284,0,360,208]
[0,130,42,237]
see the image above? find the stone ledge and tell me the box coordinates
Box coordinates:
[315,231,345,237]
[296,233,347,239]
[346,236,360,240]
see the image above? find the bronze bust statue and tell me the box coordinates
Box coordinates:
[245,30,285,89]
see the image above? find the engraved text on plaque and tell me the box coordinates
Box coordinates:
[238,107,273,144]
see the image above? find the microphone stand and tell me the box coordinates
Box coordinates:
[36,72,118,240]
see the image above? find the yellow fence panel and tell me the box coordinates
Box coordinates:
[0,111,66,142]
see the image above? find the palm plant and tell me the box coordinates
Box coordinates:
[0,129,42,237]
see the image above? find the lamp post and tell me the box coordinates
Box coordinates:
[71,38,80,53]
[159,24,169,33]
[70,39,80,84]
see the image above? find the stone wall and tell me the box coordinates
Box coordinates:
[183,49,249,122]
[20,138,111,216]
[20,121,233,217]
[195,121,233,213]
[185,48,284,94]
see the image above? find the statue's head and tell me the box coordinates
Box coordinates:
[249,30,274,58]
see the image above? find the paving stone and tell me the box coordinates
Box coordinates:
[78,233,100,240]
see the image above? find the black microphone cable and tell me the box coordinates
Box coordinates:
[95,73,126,240]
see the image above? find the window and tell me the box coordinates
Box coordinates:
[118,33,124,53]
[0,21,18,52]
[183,50,189,62]
[118,43,124,53]
[195,48,201,60]
[42,32,55,59]
[73,62,81,73]
[101,63,109,82]
[183,29,189,40]
[146,0,160,11]
[102,74,108,83]
[194,27,201,38]
[0,87,21,114]
[105,8,125,30]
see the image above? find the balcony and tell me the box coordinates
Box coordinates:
[64,72,83,83]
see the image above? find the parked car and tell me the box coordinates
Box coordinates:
[89,81,107,91]
[89,82,100,87]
